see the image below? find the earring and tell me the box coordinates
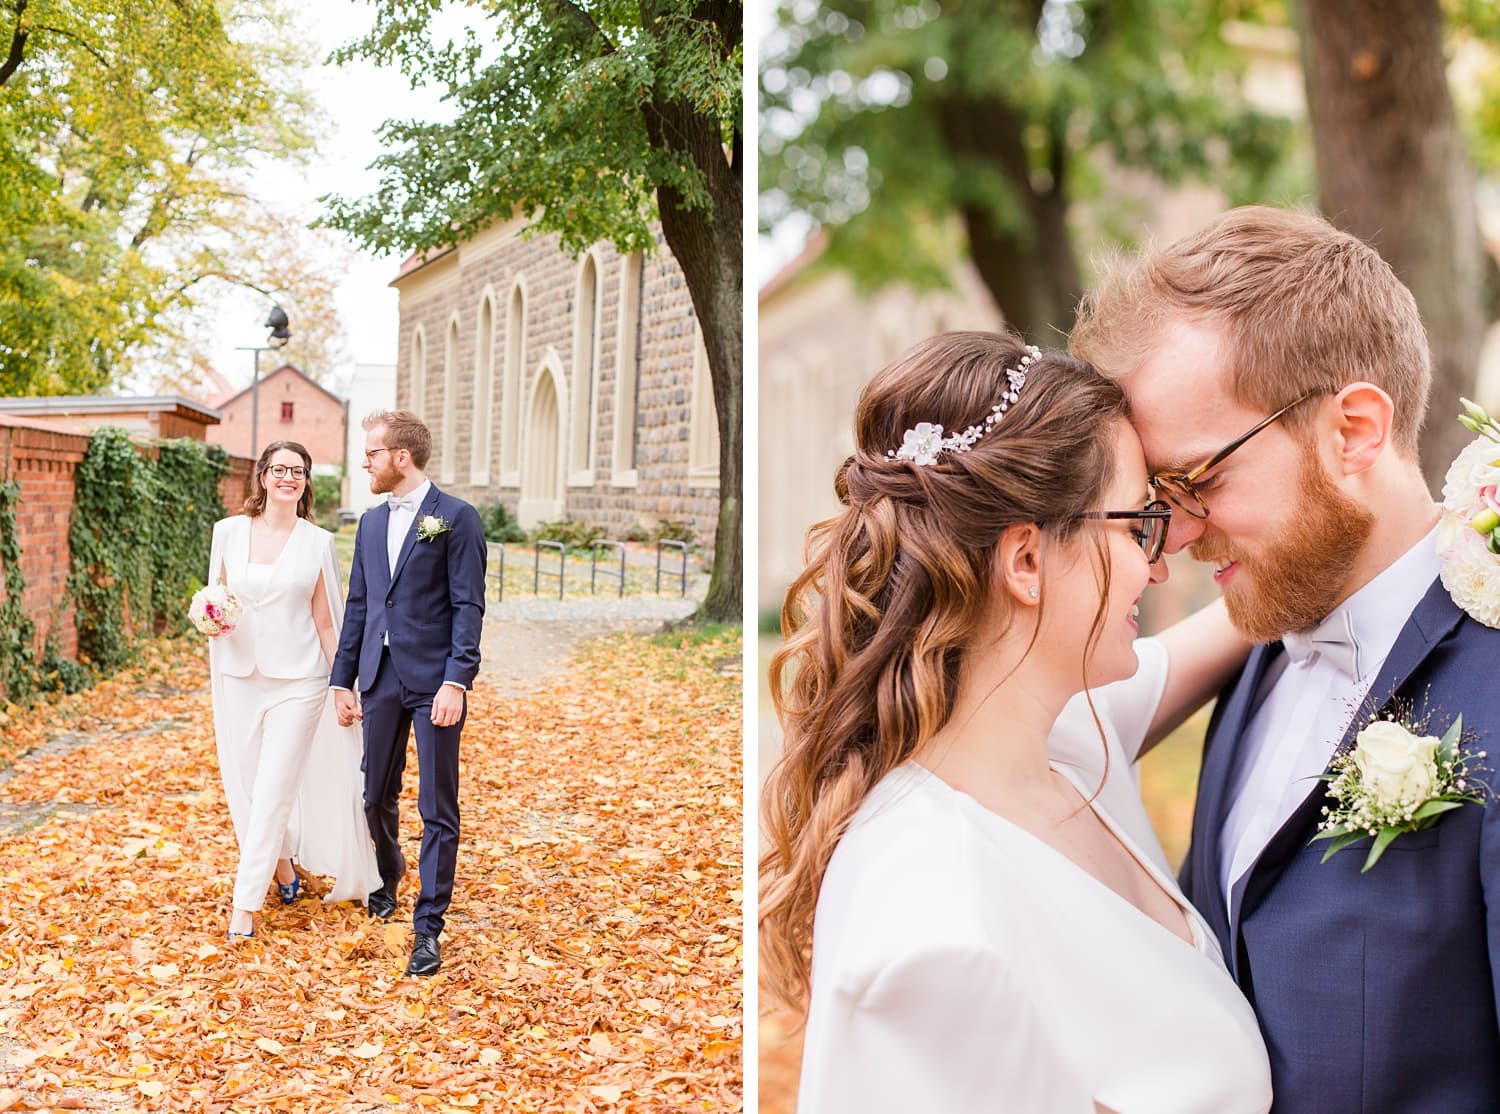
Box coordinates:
[1028,586,1039,600]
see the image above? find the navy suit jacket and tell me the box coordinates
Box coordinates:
[329,484,486,695]
[1181,579,1500,1113]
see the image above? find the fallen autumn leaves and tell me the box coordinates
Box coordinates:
[0,628,742,1112]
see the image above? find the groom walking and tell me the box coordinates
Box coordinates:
[331,409,486,977]
[1074,207,1500,1111]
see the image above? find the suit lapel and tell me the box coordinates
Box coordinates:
[1191,642,1280,960]
[1230,577,1464,932]
[388,485,441,593]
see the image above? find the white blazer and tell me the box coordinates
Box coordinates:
[207,515,341,680]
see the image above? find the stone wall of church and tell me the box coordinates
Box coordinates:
[393,221,720,549]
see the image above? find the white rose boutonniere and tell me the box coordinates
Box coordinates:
[416,515,452,543]
[1312,711,1487,872]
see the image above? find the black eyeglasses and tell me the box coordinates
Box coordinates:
[266,464,307,480]
[1073,500,1172,563]
[1150,389,1325,519]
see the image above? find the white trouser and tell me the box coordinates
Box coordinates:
[216,670,327,912]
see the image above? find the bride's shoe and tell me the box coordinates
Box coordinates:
[276,859,300,905]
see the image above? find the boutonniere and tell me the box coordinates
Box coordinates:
[415,515,451,542]
[1436,398,1500,628]
[1312,709,1487,872]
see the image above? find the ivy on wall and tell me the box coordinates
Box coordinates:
[68,428,228,673]
[152,439,230,636]
[0,479,40,703]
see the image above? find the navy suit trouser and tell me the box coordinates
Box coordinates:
[361,648,463,938]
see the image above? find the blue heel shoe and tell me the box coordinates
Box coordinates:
[277,860,300,905]
[226,930,254,941]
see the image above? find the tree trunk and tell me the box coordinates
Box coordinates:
[937,93,1084,345]
[640,0,742,624]
[1296,0,1486,492]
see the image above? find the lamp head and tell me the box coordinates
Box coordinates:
[265,304,291,348]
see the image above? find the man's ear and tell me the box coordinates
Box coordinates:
[1330,382,1394,476]
[995,522,1043,606]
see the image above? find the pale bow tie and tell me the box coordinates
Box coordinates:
[387,495,418,512]
[1282,611,1363,682]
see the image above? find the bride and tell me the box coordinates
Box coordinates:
[760,332,1272,1112]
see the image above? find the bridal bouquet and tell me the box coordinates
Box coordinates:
[189,583,242,637]
[1437,399,1500,628]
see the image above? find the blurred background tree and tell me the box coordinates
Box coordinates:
[761,0,1297,345]
[0,0,348,397]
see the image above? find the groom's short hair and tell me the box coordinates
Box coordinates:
[1071,205,1430,458]
[363,409,433,469]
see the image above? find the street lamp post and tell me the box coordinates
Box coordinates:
[234,304,292,458]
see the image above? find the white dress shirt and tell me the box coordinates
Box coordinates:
[386,479,431,577]
[1219,525,1441,902]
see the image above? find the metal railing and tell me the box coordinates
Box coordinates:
[656,539,688,597]
[534,541,565,599]
[485,541,506,601]
[591,540,626,597]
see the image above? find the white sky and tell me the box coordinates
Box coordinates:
[204,3,474,394]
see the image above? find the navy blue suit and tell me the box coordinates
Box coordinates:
[1181,580,1500,1112]
[331,485,486,937]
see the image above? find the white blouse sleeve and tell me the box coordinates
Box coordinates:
[798,943,1093,1114]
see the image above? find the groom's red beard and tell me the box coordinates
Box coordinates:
[368,458,402,494]
[1192,445,1375,644]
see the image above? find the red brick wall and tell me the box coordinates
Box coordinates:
[0,415,255,668]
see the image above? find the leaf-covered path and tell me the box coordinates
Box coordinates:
[0,628,742,1112]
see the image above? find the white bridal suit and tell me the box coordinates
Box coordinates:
[798,640,1273,1113]
[207,515,380,909]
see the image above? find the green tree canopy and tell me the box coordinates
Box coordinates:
[323,0,743,622]
[761,0,1297,341]
[0,0,346,396]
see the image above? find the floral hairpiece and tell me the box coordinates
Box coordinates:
[886,346,1039,466]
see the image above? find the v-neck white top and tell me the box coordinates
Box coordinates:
[799,760,1272,1114]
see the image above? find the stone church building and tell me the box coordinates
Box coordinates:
[391,215,720,543]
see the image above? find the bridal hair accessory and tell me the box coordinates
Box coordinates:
[1436,398,1500,628]
[887,345,1040,466]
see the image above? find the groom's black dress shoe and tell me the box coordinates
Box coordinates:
[367,886,397,921]
[406,934,441,976]
[368,854,406,920]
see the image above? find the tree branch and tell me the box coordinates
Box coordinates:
[0,0,28,87]
[32,21,110,70]
[546,0,616,54]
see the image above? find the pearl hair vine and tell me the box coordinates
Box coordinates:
[885,346,1040,466]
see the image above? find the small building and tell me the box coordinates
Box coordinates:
[343,362,397,512]
[0,395,222,441]
[206,364,347,475]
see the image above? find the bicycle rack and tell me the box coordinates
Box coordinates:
[591,540,626,598]
[656,539,688,597]
[534,541,565,599]
[486,541,506,601]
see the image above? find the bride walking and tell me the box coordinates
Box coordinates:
[760,333,1272,1113]
[206,440,380,940]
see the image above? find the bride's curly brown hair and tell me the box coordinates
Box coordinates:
[759,331,1131,1013]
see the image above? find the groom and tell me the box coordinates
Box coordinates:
[1073,207,1500,1111]
[331,409,486,977]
